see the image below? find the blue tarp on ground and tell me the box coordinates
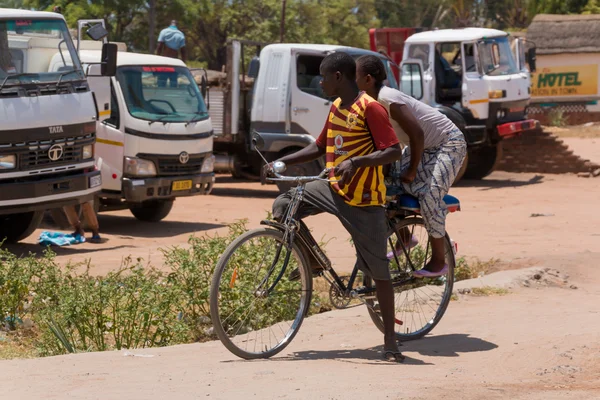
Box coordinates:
[38,231,85,247]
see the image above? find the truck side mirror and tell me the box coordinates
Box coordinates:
[248,57,260,79]
[101,43,118,77]
[400,61,424,100]
[200,75,208,99]
[86,23,109,41]
[526,47,537,73]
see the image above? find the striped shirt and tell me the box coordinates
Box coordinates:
[316,92,399,206]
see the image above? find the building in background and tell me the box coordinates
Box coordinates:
[527,14,600,125]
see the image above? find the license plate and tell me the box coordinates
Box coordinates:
[172,180,192,191]
[90,175,102,188]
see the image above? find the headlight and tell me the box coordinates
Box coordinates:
[124,157,157,177]
[496,109,505,119]
[83,144,93,159]
[0,154,16,170]
[201,154,215,173]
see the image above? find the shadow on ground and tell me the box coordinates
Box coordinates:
[210,186,279,199]
[1,242,137,258]
[456,175,544,190]
[96,215,224,238]
[221,334,496,366]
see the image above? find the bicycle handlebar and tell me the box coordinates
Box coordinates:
[265,163,338,184]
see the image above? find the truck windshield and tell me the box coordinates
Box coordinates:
[0,18,84,85]
[478,36,519,76]
[116,65,209,123]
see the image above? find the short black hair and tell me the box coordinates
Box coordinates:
[356,55,387,86]
[320,52,356,81]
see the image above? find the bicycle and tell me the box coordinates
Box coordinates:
[209,132,460,360]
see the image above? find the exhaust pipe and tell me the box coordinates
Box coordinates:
[214,155,236,173]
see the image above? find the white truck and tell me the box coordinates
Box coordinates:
[56,20,215,223]
[397,28,539,179]
[208,40,402,192]
[0,10,115,242]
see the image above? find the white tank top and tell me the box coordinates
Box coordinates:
[377,86,457,149]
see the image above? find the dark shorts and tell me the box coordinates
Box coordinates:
[272,180,391,281]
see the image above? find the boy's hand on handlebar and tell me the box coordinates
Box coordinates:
[334,159,356,187]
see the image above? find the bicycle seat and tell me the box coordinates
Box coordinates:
[397,194,461,213]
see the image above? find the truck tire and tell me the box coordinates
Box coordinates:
[129,200,174,222]
[275,158,322,194]
[463,143,503,180]
[0,211,44,243]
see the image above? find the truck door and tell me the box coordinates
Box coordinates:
[289,49,332,138]
[462,41,489,120]
[95,80,125,192]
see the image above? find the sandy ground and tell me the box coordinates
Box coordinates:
[2,139,600,399]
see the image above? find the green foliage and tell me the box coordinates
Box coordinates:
[582,0,600,14]
[548,108,569,127]
[1,219,324,358]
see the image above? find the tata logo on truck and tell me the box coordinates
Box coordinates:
[49,126,64,134]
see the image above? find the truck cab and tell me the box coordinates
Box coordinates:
[210,41,399,192]
[75,47,215,222]
[0,10,111,242]
[399,28,539,179]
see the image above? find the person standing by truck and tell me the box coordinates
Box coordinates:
[156,20,187,62]
[156,20,186,87]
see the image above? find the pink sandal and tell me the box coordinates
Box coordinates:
[412,264,449,278]
[387,235,419,259]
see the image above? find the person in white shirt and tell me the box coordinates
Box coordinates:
[356,55,467,278]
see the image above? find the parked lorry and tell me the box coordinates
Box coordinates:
[207,40,403,192]
[51,20,215,223]
[371,27,540,179]
[0,10,115,242]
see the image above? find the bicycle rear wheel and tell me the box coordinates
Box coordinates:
[364,217,455,341]
[210,227,312,359]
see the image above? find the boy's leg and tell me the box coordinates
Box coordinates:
[373,278,403,360]
[415,132,466,272]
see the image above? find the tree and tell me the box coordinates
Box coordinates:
[582,0,600,14]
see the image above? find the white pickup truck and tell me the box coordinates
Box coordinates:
[52,20,215,223]
[0,10,114,242]
[208,40,401,192]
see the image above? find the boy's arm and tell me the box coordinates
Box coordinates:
[389,103,424,183]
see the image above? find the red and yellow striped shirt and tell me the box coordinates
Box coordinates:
[316,92,399,206]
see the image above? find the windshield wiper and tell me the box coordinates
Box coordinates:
[56,69,81,87]
[184,111,209,127]
[148,113,177,126]
[0,73,39,91]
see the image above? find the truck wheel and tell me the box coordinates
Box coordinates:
[275,159,322,194]
[129,200,174,222]
[463,143,503,180]
[0,211,44,243]
[452,152,468,185]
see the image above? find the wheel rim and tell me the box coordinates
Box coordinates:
[214,232,309,357]
[368,218,454,339]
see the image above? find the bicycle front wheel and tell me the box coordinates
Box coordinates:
[364,217,455,341]
[210,227,312,359]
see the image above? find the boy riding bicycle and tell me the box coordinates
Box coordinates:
[267,52,404,362]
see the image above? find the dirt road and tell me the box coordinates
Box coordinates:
[2,166,600,399]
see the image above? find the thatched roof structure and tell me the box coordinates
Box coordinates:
[527,14,600,55]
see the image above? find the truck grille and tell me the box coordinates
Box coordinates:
[137,153,206,176]
[16,133,95,171]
